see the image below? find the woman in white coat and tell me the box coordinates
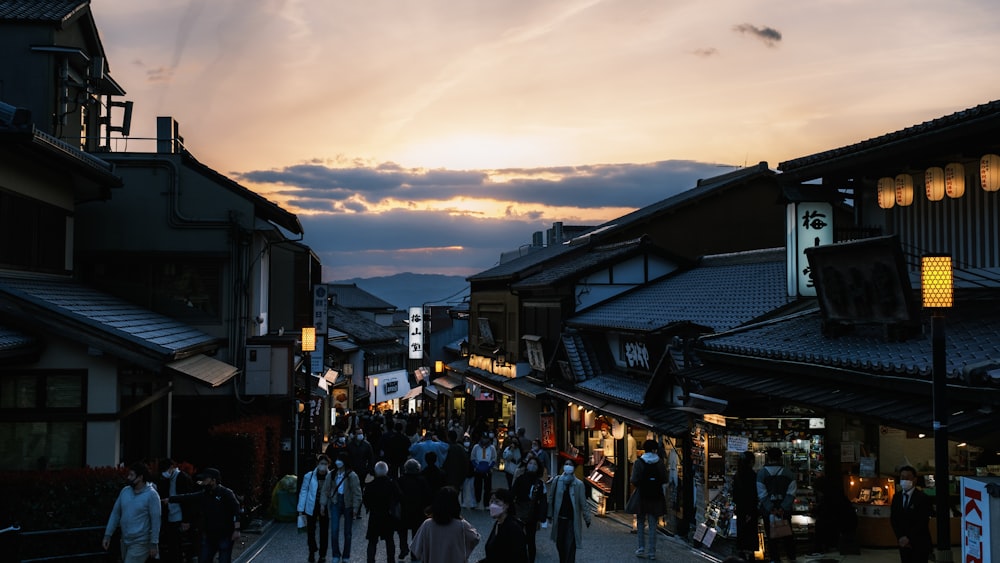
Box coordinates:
[547,460,591,563]
[298,455,331,563]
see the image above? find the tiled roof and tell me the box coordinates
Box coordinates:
[0,276,219,356]
[567,247,791,332]
[512,237,657,289]
[328,283,396,310]
[562,333,604,380]
[697,302,1000,385]
[0,324,37,355]
[327,304,400,344]
[467,242,579,282]
[0,0,85,21]
[778,100,1000,175]
[576,373,647,406]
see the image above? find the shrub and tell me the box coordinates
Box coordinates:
[206,415,281,515]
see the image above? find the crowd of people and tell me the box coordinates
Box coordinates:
[296,409,581,563]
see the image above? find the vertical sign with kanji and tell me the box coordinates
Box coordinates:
[787,202,833,297]
[408,306,423,360]
[312,285,328,374]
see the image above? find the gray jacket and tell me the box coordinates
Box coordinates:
[104,483,161,545]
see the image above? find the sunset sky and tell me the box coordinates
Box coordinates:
[93,0,1000,284]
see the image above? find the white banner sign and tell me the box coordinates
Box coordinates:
[408,306,423,359]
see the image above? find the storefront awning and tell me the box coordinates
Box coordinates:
[328,339,359,352]
[431,374,464,397]
[167,355,239,388]
[504,376,549,398]
[685,364,1000,448]
[402,385,424,400]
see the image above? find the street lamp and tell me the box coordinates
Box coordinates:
[372,377,379,413]
[301,327,316,471]
[922,254,953,563]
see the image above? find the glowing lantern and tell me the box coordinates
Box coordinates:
[877,177,896,209]
[895,174,914,206]
[925,167,945,201]
[944,162,965,198]
[981,154,1000,192]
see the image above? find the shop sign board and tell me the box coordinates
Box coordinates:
[408,306,423,359]
[961,476,1000,563]
[539,412,556,449]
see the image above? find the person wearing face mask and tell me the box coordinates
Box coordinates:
[511,455,548,563]
[299,455,331,563]
[156,458,194,563]
[103,462,161,563]
[443,430,471,496]
[320,454,363,563]
[890,465,932,563]
[547,460,591,563]
[530,440,550,478]
[471,435,497,510]
[478,488,529,563]
[348,428,375,495]
[168,467,241,563]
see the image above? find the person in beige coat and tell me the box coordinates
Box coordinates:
[320,453,363,563]
[547,460,591,563]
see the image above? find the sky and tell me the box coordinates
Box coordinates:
[92,0,1000,282]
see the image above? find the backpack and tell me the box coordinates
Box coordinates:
[638,459,665,499]
[763,469,793,507]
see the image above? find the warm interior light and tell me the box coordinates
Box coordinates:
[945,162,966,198]
[958,442,968,447]
[877,177,896,209]
[435,360,443,373]
[981,154,1000,192]
[301,327,316,352]
[921,255,954,309]
[918,433,927,438]
[895,174,914,206]
[925,167,945,201]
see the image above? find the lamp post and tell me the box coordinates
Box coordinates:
[372,377,379,413]
[922,255,953,563]
[301,327,316,472]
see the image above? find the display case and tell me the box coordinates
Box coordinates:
[586,459,617,495]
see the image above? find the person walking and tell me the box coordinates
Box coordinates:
[470,435,497,510]
[299,455,331,563]
[501,439,522,489]
[756,448,797,563]
[629,439,668,560]
[443,430,470,494]
[168,467,241,563]
[156,458,195,563]
[420,451,445,494]
[890,465,932,563]
[477,488,528,563]
[320,453,363,563]
[380,422,412,478]
[409,486,480,563]
[102,462,161,563]
[363,462,402,563]
[396,459,432,563]
[547,460,591,563]
[732,451,760,561]
[511,460,547,563]
[349,427,376,492]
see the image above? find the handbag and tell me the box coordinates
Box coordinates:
[769,514,793,538]
[297,513,308,531]
[624,490,641,514]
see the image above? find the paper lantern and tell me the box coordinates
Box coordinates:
[924,167,945,201]
[583,409,596,429]
[895,174,914,206]
[611,419,626,440]
[568,403,581,422]
[944,162,965,198]
[981,154,1000,192]
[877,177,896,209]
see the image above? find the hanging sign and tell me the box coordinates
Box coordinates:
[408,306,423,359]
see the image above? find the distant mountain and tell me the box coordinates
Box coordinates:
[329,273,469,310]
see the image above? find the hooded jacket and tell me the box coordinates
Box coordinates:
[104,482,161,546]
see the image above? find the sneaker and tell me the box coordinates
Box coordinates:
[634,547,646,557]
[646,554,656,560]
[309,553,316,563]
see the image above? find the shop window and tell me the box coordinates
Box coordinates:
[0,421,84,470]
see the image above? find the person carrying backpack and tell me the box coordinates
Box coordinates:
[630,439,667,560]
[756,447,797,563]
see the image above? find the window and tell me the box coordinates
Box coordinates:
[0,370,86,470]
[0,189,70,274]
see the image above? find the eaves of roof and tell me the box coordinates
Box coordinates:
[467,242,581,283]
[695,302,1000,389]
[0,275,221,370]
[0,0,87,24]
[0,125,122,193]
[778,99,1000,179]
[328,304,400,344]
[512,236,666,290]
[328,284,396,310]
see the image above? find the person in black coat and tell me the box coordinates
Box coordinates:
[890,465,933,563]
[363,462,402,563]
[478,488,528,563]
[511,458,547,563]
[421,451,445,494]
[732,451,759,561]
[396,459,432,562]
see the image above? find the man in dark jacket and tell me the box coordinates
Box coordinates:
[630,439,667,560]
[362,461,401,563]
[348,427,376,491]
[156,458,195,563]
[890,465,933,563]
[421,451,445,494]
[396,459,432,562]
[380,422,411,478]
[169,468,241,563]
[443,430,471,492]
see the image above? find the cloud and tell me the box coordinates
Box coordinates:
[733,23,782,47]
[693,47,719,58]
[238,160,731,211]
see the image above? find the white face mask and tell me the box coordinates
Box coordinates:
[356,434,364,441]
[463,441,471,447]
[900,479,914,492]
[335,460,344,469]
[563,465,574,475]
[161,470,172,479]
[488,502,505,518]
[527,463,539,473]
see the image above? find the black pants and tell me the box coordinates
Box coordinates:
[474,471,492,507]
[397,520,420,559]
[897,545,930,563]
[307,512,329,557]
[367,534,395,563]
[159,521,185,562]
[525,519,539,563]
[556,517,576,563]
[762,515,795,562]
